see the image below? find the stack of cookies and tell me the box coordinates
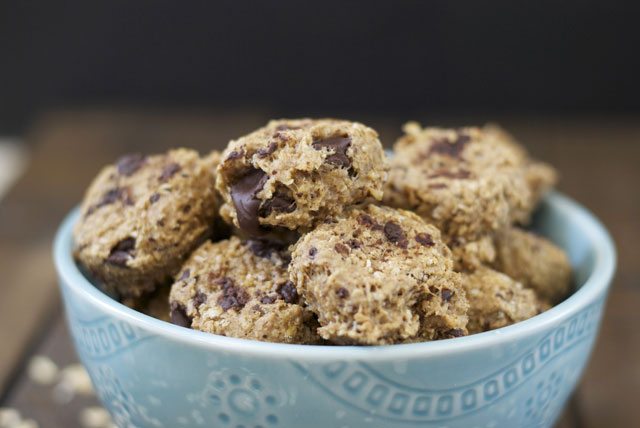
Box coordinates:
[74,119,571,345]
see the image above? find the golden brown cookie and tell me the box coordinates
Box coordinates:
[493,227,572,304]
[216,119,388,236]
[383,123,556,242]
[289,205,468,345]
[462,268,547,334]
[169,237,320,344]
[74,149,218,302]
[450,235,497,271]
[483,124,557,209]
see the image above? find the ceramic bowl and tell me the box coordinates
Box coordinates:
[53,192,615,428]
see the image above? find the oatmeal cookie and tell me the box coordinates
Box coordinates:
[74,149,218,302]
[216,119,388,236]
[493,227,572,304]
[289,204,468,345]
[169,237,320,344]
[462,268,547,334]
[383,123,555,241]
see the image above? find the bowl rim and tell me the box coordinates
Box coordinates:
[54,191,616,360]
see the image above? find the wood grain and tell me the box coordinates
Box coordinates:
[1,110,639,427]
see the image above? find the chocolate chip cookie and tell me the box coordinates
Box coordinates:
[462,267,548,334]
[493,227,572,304]
[74,149,219,303]
[289,204,469,345]
[169,237,320,344]
[450,235,497,271]
[383,123,556,242]
[216,119,388,236]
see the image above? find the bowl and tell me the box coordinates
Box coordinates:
[53,192,615,428]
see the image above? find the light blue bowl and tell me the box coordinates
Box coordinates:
[54,192,615,428]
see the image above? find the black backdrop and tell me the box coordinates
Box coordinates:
[1,0,639,133]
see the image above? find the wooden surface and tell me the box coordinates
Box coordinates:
[0,110,638,427]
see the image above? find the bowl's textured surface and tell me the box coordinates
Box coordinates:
[54,192,615,428]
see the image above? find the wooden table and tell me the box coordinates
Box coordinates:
[1,110,638,427]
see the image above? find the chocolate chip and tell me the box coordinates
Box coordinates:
[216,277,250,311]
[312,135,352,169]
[99,188,123,207]
[308,247,317,257]
[347,239,362,249]
[226,150,244,161]
[106,237,136,266]
[87,187,135,216]
[384,221,408,248]
[357,214,383,230]
[336,287,349,299]
[415,233,435,247]
[149,193,161,204]
[178,269,191,281]
[230,168,268,236]
[257,142,278,158]
[273,131,289,141]
[159,163,181,182]
[260,294,278,304]
[443,328,465,338]
[193,291,208,307]
[116,154,146,176]
[246,238,287,259]
[428,134,471,158]
[428,169,471,179]
[181,204,191,214]
[169,302,191,328]
[258,188,296,217]
[441,288,453,302]
[334,243,350,256]
[276,280,298,304]
[428,183,449,189]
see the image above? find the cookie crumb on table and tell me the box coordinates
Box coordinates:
[27,355,59,386]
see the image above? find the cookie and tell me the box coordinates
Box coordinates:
[383,123,555,242]
[289,204,468,345]
[462,268,547,334]
[450,235,497,271]
[74,149,218,302]
[493,227,572,304]
[483,124,557,208]
[169,237,320,344]
[216,119,388,236]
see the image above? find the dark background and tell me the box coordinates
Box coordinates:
[1,2,640,427]
[1,0,640,134]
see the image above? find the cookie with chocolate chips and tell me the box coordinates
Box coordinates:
[289,204,469,345]
[383,123,556,243]
[168,237,321,344]
[462,267,548,334]
[492,227,572,304]
[73,149,219,303]
[215,119,388,236]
